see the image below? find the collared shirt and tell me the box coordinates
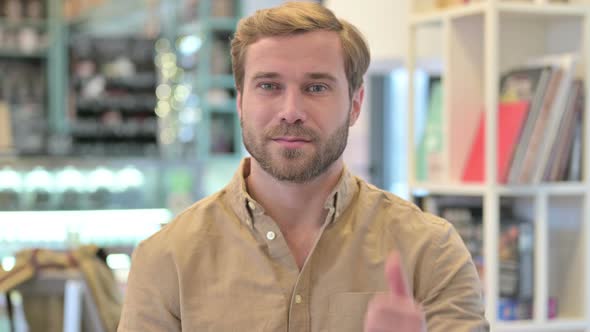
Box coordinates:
[119,158,488,332]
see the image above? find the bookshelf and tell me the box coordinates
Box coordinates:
[407,1,590,330]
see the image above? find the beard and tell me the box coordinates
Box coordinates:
[241,115,350,183]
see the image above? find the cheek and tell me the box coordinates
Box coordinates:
[241,96,268,119]
[244,102,285,127]
[241,108,274,132]
[314,101,350,129]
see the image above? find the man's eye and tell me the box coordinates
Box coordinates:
[306,84,327,93]
[259,83,279,90]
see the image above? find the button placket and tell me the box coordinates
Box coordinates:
[255,217,293,265]
[289,266,311,332]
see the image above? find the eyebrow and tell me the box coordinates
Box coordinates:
[251,72,280,81]
[306,72,338,82]
[250,72,339,82]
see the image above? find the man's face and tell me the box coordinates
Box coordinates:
[237,30,363,183]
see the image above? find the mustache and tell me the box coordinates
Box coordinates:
[265,123,319,141]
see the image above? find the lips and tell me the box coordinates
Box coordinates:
[272,136,311,143]
[271,136,312,148]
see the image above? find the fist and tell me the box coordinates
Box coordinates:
[363,251,426,332]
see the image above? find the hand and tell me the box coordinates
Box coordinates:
[364,251,426,332]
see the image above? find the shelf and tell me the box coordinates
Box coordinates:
[0,209,171,224]
[74,74,157,91]
[495,319,588,332]
[498,183,588,196]
[410,1,588,27]
[72,132,158,140]
[178,21,204,35]
[205,99,237,113]
[178,17,236,35]
[409,1,590,329]
[0,49,47,59]
[67,0,148,27]
[0,18,47,29]
[206,17,239,31]
[209,75,235,89]
[0,209,172,255]
[498,2,590,17]
[410,2,486,26]
[0,155,168,166]
[411,182,588,196]
[411,182,487,196]
[76,96,158,113]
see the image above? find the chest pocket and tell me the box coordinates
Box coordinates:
[328,292,386,332]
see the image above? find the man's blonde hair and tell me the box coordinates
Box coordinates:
[230,1,370,96]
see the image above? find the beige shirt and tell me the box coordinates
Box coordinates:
[119,159,488,332]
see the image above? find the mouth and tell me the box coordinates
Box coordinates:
[272,136,311,142]
[271,136,312,148]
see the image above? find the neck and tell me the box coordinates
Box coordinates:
[246,158,344,229]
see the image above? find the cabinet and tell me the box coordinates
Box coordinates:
[174,0,243,196]
[0,0,243,255]
[407,1,590,330]
[0,0,66,155]
[154,0,243,196]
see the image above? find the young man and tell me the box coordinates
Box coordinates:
[119,2,488,332]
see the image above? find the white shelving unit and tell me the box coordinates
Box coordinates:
[406,1,590,331]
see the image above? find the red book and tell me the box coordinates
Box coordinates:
[462,101,530,183]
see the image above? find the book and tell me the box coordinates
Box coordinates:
[498,297,558,321]
[499,67,548,103]
[422,196,485,281]
[512,68,563,183]
[507,66,557,183]
[0,102,14,155]
[499,218,534,300]
[498,66,553,183]
[530,54,579,183]
[461,101,530,183]
[498,298,532,320]
[567,113,583,181]
[416,78,444,182]
[544,80,584,181]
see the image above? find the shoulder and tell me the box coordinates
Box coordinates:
[352,178,465,274]
[354,177,451,236]
[134,188,233,259]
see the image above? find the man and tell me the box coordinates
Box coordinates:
[119,2,488,331]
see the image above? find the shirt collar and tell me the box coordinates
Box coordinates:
[225,157,358,228]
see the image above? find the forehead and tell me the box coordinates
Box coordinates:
[243,30,346,79]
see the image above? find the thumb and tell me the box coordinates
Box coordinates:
[385,250,411,298]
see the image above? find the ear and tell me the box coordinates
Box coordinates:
[237,90,243,119]
[349,84,364,127]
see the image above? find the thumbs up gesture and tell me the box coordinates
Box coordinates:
[364,251,426,332]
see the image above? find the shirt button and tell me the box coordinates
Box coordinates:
[266,231,276,240]
[248,201,256,210]
[295,294,302,304]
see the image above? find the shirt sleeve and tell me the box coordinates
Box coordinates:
[118,240,181,332]
[421,221,490,332]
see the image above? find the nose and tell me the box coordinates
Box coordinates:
[279,87,307,124]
